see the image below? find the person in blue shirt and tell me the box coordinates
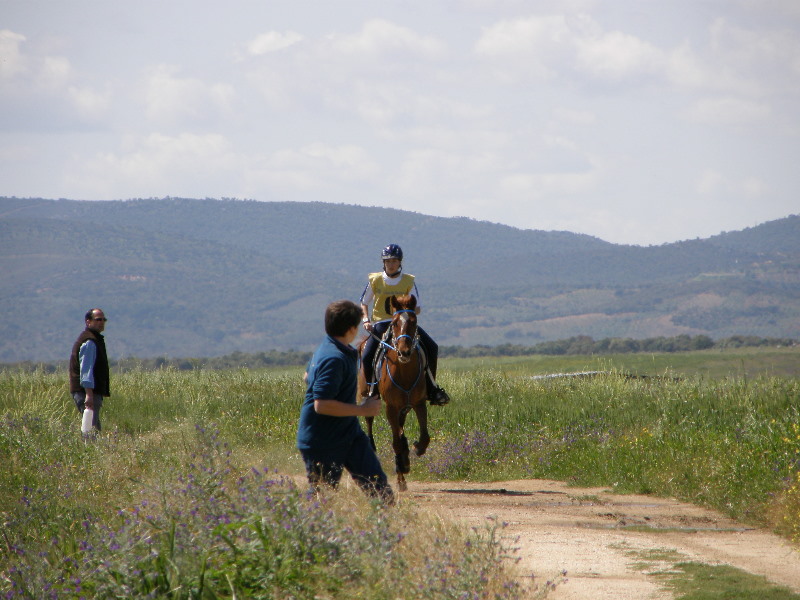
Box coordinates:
[297,299,394,503]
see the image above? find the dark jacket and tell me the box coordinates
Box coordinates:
[69,328,110,396]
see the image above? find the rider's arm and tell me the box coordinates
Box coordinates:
[360,284,374,326]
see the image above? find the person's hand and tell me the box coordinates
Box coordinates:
[361,394,382,417]
[363,320,372,332]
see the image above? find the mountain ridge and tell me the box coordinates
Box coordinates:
[1,196,797,362]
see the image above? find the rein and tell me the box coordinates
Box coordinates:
[384,349,422,398]
[378,308,421,403]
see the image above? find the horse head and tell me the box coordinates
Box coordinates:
[389,295,418,364]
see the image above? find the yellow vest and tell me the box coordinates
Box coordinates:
[368,272,416,321]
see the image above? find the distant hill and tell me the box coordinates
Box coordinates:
[1,196,798,362]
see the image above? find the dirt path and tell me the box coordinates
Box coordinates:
[402,479,800,599]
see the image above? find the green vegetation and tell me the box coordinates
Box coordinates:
[621,546,800,600]
[0,369,533,599]
[442,333,797,357]
[6,334,797,376]
[666,563,800,600]
[444,345,800,379]
[2,348,799,597]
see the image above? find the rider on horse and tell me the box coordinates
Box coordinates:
[360,244,450,406]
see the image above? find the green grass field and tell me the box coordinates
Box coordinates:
[1,347,798,598]
[445,345,800,379]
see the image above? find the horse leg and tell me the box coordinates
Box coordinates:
[365,415,376,452]
[386,405,410,491]
[412,401,430,457]
[396,408,411,474]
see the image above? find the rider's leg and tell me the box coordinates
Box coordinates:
[362,335,377,393]
[418,327,450,405]
[363,321,390,394]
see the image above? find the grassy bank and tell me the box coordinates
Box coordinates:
[1,349,799,597]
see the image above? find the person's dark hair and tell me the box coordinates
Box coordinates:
[85,308,98,321]
[325,300,362,337]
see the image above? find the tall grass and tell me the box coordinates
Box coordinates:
[419,369,800,532]
[1,355,799,597]
[0,367,537,599]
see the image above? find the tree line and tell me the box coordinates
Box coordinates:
[439,334,797,358]
[3,335,796,373]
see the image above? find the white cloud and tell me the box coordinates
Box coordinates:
[499,167,597,199]
[0,30,28,79]
[247,31,304,55]
[552,106,596,125]
[328,18,446,59]
[741,176,768,197]
[574,29,663,80]
[67,85,110,117]
[65,133,237,197]
[248,142,380,194]
[0,28,111,130]
[2,2,798,245]
[696,169,726,195]
[474,15,572,79]
[351,80,491,130]
[668,18,800,97]
[39,55,71,88]
[396,147,497,195]
[685,96,770,125]
[475,14,664,83]
[666,42,710,89]
[144,65,235,126]
[696,169,769,198]
[0,29,73,90]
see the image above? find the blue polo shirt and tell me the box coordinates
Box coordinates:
[296,335,361,452]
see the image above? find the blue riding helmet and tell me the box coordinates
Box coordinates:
[381,244,403,261]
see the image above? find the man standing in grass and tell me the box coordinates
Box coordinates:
[69,308,110,435]
[297,300,394,504]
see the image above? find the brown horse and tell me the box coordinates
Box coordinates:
[359,294,430,492]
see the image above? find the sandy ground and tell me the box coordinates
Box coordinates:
[401,479,800,599]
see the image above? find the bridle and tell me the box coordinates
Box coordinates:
[390,309,417,361]
[371,309,418,359]
[382,308,422,407]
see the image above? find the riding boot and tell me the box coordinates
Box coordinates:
[427,374,450,406]
[425,361,450,406]
[419,331,450,406]
[362,330,380,396]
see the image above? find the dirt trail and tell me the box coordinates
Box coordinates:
[403,479,800,599]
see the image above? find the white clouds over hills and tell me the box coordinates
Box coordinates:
[1,1,798,245]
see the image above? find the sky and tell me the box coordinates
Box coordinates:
[1,0,798,246]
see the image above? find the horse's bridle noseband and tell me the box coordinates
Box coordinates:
[384,308,422,399]
[392,309,417,348]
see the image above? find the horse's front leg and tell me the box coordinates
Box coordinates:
[385,405,410,491]
[412,401,430,457]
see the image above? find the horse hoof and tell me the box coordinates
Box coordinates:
[413,442,427,457]
[398,478,407,492]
